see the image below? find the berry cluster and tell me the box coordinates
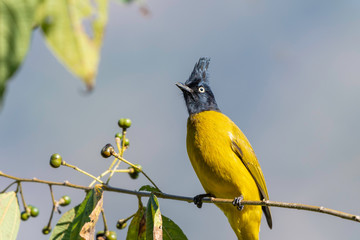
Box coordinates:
[17,118,146,239]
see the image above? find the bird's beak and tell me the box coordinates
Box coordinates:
[175,82,193,93]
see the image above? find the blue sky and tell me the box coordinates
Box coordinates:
[1,0,360,239]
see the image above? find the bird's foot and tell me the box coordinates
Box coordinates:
[232,195,244,211]
[193,193,214,208]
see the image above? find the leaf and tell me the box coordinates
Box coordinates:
[0,192,20,240]
[50,186,103,240]
[79,189,103,239]
[162,215,188,240]
[49,204,80,240]
[126,196,187,240]
[146,194,162,240]
[32,0,47,28]
[139,185,161,193]
[40,0,108,90]
[126,207,146,240]
[0,0,41,106]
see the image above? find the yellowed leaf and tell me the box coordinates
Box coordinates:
[41,0,108,89]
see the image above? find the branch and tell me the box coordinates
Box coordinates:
[1,171,359,223]
[0,171,90,191]
[203,198,360,223]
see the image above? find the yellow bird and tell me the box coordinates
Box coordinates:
[176,58,272,240]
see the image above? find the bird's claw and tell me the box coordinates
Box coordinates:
[193,193,214,208]
[233,195,244,211]
[193,195,203,208]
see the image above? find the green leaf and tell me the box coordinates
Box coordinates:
[79,188,104,239]
[139,185,161,193]
[50,186,103,240]
[146,194,162,240]
[162,215,188,240]
[0,0,41,106]
[126,196,187,240]
[0,192,20,240]
[40,0,108,90]
[126,207,146,240]
[126,198,146,240]
[49,204,80,240]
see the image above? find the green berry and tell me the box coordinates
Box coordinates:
[21,211,29,221]
[118,118,132,129]
[106,231,117,240]
[96,231,105,240]
[115,132,123,139]
[101,144,114,158]
[42,226,51,235]
[116,219,127,229]
[29,206,39,217]
[124,138,130,146]
[128,164,142,179]
[50,153,62,168]
[59,195,71,206]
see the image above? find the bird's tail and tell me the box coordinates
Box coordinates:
[262,205,273,229]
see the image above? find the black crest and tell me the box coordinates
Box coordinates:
[185,57,210,86]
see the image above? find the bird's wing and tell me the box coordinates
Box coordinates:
[230,132,273,229]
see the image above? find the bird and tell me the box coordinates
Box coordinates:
[176,57,272,240]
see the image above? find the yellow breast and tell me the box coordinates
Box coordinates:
[186,110,263,240]
[186,110,258,199]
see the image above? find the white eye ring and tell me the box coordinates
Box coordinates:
[198,86,205,93]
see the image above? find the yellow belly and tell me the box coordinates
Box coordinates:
[186,111,262,240]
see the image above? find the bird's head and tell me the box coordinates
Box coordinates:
[176,57,220,115]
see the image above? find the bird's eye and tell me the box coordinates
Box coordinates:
[198,86,205,93]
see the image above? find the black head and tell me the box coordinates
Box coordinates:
[176,57,220,115]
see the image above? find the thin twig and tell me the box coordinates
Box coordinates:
[1,171,359,223]
[101,209,109,232]
[18,182,27,210]
[62,162,103,184]
[120,130,127,156]
[46,185,57,229]
[102,186,360,223]
[106,159,122,185]
[0,171,90,191]
[115,135,122,153]
[124,213,136,222]
[114,169,132,173]
[89,170,110,188]
[110,152,160,191]
[106,129,127,184]
[1,180,17,193]
[49,185,56,206]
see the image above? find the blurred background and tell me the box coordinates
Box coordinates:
[1,0,360,239]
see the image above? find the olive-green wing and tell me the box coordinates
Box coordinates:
[230,135,273,229]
